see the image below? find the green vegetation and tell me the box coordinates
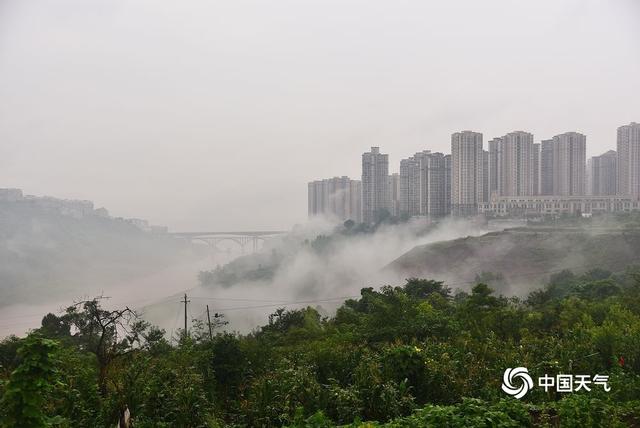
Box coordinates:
[3,268,640,427]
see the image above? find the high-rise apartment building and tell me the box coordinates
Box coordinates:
[399,152,424,217]
[388,173,401,217]
[488,131,535,197]
[617,122,640,199]
[451,131,484,216]
[362,147,390,224]
[422,152,451,217]
[308,176,362,222]
[586,157,593,195]
[349,180,362,222]
[551,132,586,196]
[589,150,617,196]
[444,154,452,215]
[488,138,501,199]
[533,143,540,195]
[399,151,451,218]
[540,139,555,195]
[482,150,489,202]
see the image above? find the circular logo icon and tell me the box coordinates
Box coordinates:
[501,367,533,399]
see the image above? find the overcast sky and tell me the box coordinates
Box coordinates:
[1,0,638,230]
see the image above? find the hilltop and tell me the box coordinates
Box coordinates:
[0,196,201,307]
[387,226,640,295]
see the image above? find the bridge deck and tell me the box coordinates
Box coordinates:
[171,231,288,237]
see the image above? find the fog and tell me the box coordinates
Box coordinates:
[139,217,494,336]
[2,216,494,337]
[3,213,638,338]
[0,258,212,338]
[0,216,497,336]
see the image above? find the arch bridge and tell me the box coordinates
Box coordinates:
[171,231,287,254]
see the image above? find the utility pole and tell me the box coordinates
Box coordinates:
[182,293,190,339]
[206,305,213,341]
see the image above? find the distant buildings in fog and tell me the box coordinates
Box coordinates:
[479,195,640,217]
[307,122,640,222]
[388,173,401,217]
[308,176,362,223]
[0,188,23,202]
[0,188,168,233]
[0,189,96,218]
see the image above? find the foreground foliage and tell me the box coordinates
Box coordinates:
[3,266,640,427]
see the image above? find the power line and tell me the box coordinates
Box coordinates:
[188,296,296,303]
[201,296,362,312]
[0,293,177,323]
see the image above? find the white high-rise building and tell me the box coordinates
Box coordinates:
[482,149,489,202]
[400,154,422,217]
[444,154,452,215]
[400,151,451,219]
[589,150,617,196]
[488,131,535,197]
[451,131,484,216]
[488,138,501,199]
[617,122,640,199]
[540,139,555,195]
[388,173,401,217]
[552,132,586,196]
[362,147,390,224]
[308,176,362,222]
[423,152,451,217]
[533,143,541,195]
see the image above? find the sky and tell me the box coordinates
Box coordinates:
[1,0,639,231]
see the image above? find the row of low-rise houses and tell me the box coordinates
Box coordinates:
[0,188,168,233]
[0,188,98,219]
[308,122,640,222]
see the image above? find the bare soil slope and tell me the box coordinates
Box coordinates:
[386,227,640,295]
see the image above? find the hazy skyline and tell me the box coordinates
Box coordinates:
[1,0,639,230]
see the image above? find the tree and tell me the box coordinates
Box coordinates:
[40,313,71,338]
[404,278,451,300]
[60,298,147,398]
[0,336,21,379]
[474,272,508,293]
[467,283,501,310]
[0,333,59,428]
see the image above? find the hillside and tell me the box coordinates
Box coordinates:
[387,226,640,295]
[0,200,201,307]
